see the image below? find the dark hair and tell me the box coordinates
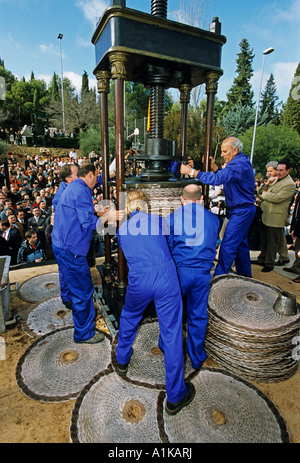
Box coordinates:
[78,163,97,178]
[25,229,37,239]
[59,164,76,182]
[278,159,290,170]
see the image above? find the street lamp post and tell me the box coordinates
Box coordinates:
[250,47,274,165]
[57,33,66,133]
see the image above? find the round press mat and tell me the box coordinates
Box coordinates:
[17,272,61,303]
[23,297,73,337]
[162,368,290,443]
[206,275,300,382]
[16,327,112,402]
[111,320,194,389]
[71,372,162,443]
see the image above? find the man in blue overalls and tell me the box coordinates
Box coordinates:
[166,184,219,369]
[53,164,104,310]
[116,190,195,415]
[181,137,256,277]
[52,164,78,310]
[52,163,116,344]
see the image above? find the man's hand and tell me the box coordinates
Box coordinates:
[201,155,218,172]
[180,164,193,176]
[266,176,277,185]
[96,205,109,217]
[107,208,125,224]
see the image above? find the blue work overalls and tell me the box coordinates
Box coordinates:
[116,211,187,403]
[196,153,256,277]
[52,178,98,342]
[166,202,219,369]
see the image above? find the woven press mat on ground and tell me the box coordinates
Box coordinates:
[70,372,163,443]
[17,272,61,303]
[70,368,290,443]
[22,297,73,337]
[205,275,300,383]
[111,320,194,389]
[161,368,290,443]
[16,327,112,402]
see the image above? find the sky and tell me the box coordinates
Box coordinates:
[0,0,299,108]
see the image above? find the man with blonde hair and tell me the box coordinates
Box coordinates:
[116,190,195,416]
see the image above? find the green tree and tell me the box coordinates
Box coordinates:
[240,124,300,176]
[48,72,60,101]
[219,102,268,138]
[225,38,255,111]
[79,124,116,156]
[164,106,225,165]
[282,62,300,134]
[81,70,90,97]
[260,73,281,125]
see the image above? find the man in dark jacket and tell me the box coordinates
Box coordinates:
[17,230,46,264]
[283,191,300,282]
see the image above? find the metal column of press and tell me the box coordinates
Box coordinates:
[140,0,176,182]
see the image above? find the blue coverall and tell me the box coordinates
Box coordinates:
[52,174,103,305]
[116,211,187,404]
[195,153,256,277]
[52,181,71,304]
[166,202,219,369]
[52,178,99,342]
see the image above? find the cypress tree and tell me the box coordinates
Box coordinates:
[81,71,90,97]
[49,72,59,100]
[260,73,281,124]
[225,38,255,110]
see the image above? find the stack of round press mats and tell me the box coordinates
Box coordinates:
[205,275,300,383]
[70,321,290,443]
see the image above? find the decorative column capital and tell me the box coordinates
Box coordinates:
[109,52,128,80]
[94,70,111,93]
[205,71,221,94]
[179,84,193,104]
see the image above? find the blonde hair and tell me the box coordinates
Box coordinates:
[126,190,149,216]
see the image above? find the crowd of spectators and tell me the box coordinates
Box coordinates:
[0,147,299,268]
[0,150,117,266]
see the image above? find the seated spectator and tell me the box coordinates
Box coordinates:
[17,230,46,264]
[6,185,20,205]
[7,212,25,239]
[0,199,14,219]
[16,209,28,230]
[27,206,47,247]
[0,218,22,265]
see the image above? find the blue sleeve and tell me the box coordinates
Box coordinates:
[75,188,98,230]
[196,163,241,186]
[96,174,102,188]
